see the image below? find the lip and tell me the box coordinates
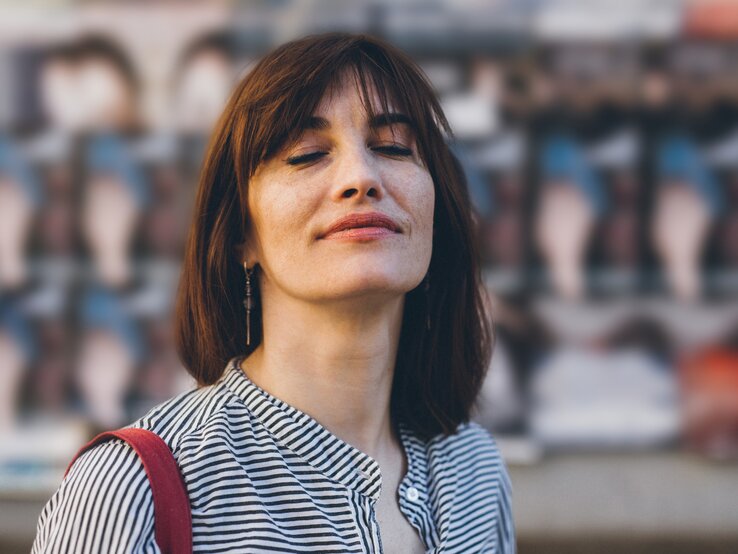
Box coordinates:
[319,211,401,239]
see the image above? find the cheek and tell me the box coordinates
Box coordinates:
[249,185,317,260]
[402,170,435,236]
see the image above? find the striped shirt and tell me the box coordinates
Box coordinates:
[32,355,516,553]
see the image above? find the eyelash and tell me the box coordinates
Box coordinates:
[286,145,413,166]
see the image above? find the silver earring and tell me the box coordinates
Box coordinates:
[243,263,254,347]
[424,272,431,331]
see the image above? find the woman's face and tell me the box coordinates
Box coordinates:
[242,74,435,305]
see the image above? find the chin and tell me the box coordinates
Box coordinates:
[327,273,421,299]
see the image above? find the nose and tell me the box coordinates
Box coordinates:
[330,142,383,201]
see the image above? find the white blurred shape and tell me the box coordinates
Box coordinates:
[172,48,233,133]
[530,346,680,449]
[441,92,498,139]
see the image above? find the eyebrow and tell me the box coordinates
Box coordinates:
[301,112,414,131]
[369,112,414,129]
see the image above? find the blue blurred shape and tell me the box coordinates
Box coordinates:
[0,134,43,208]
[80,288,144,364]
[85,134,150,208]
[540,134,607,217]
[0,298,36,364]
[657,134,725,218]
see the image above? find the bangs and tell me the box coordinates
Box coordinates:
[242,34,451,178]
[328,57,412,135]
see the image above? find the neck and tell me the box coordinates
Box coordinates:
[239,287,406,463]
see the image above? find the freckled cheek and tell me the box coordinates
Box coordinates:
[403,173,435,236]
[257,193,316,251]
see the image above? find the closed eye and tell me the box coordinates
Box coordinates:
[285,144,413,166]
[285,151,327,166]
[373,144,413,157]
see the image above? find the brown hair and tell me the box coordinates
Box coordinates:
[175,32,493,441]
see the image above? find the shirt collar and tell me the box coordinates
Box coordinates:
[220,354,428,503]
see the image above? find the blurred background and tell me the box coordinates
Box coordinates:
[1,1,737,553]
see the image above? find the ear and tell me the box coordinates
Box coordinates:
[234,239,259,268]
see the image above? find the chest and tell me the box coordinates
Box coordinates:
[375,498,427,554]
[374,458,427,554]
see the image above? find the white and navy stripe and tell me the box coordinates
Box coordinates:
[33,355,515,553]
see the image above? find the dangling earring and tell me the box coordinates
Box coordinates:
[243,263,254,347]
[423,272,431,331]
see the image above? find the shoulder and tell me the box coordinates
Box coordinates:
[430,420,507,472]
[32,439,157,553]
[432,421,511,497]
[430,421,517,553]
[32,378,241,553]
[127,376,244,457]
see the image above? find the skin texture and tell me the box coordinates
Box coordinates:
[0,332,26,433]
[76,330,135,429]
[652,182,711,301]
[0,179,33,289]
[534,181,595,299]
[236,73,434,552]
[82,174,139,288]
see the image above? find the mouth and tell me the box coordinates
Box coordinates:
[319,212,401,240]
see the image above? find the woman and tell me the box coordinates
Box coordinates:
[32,32,515,553]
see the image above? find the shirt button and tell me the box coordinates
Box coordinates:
[406,486,419,502]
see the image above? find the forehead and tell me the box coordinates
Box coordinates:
[313,68,401,119]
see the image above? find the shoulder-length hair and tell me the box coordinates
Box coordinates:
[175,32,493,442]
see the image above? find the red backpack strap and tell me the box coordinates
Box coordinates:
[65,428,192,554]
